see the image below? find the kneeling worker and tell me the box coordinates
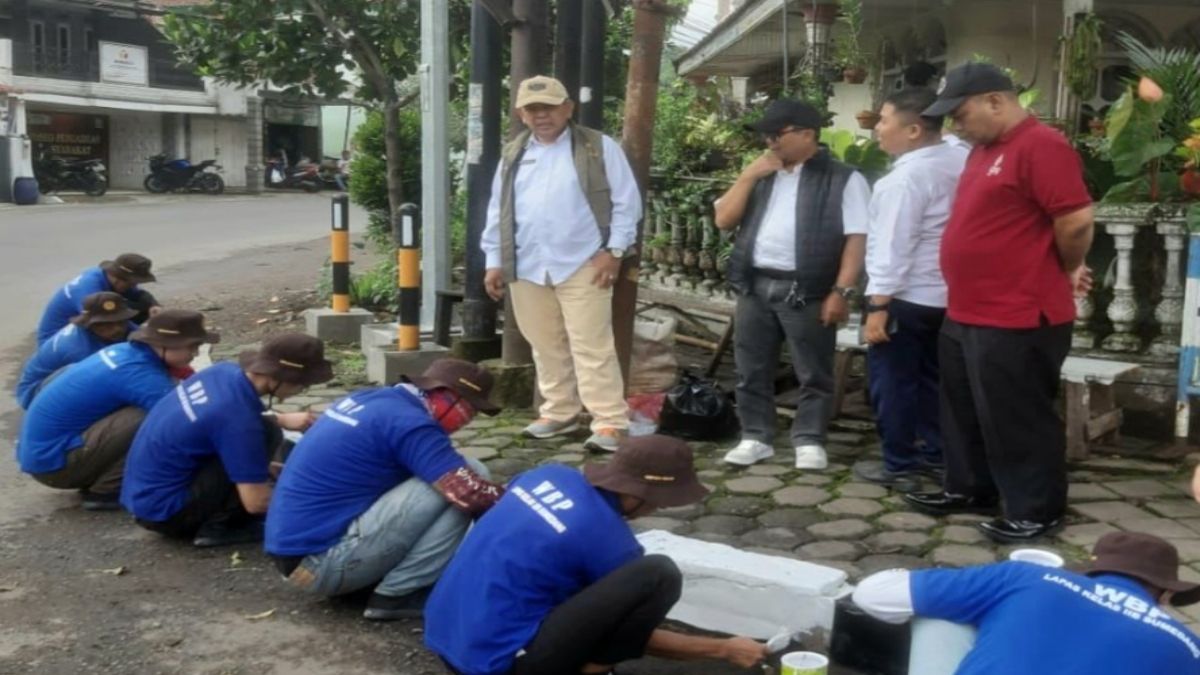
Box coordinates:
[121,333,333,547]
[37,253,160,344]
[266,358,506,621]
[425,435,769,675]
[16,291,137,409]
[16,310,218,510]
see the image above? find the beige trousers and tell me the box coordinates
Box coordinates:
[508,263,628,431]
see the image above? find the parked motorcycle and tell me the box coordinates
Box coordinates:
[33,154,108,197]
[265,157,322,193]
[143,154,225,194]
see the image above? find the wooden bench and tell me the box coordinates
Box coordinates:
[1061,356,1140,460]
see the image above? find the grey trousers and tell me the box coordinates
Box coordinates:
[33,406,146,494]
[733,276,836,446]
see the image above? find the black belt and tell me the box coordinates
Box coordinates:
[753,267,798,281]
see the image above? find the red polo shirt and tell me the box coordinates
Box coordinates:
[941,117,1092,328]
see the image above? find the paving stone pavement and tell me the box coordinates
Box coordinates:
[271,384,1200,631]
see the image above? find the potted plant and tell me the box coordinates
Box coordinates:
[833,0,868,84]
[855,110,881,130]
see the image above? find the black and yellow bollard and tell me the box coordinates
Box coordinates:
[330,194,351,313]
[393,203,421,351]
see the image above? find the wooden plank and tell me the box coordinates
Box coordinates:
[1086,409,1124,440]
[1065,381,1090,461]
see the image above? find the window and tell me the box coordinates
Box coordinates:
[84,27,97,52]
[57,24,70,62]
[30,20,45,52]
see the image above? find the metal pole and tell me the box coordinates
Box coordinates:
[464,0,502,343]
[555,0,583,107]
[394,203,422,351]
[503,0,548,364]
[421,0,451,329]
[329,194,351,313]
[578,0,608,129]
[781,0,789,95]
[614,0,672,384]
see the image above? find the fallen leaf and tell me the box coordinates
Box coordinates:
[230,551,244,566]
[270,296,279,303]
[266,308,282,314]
[95,566,127,576]
[244,608,275,621]
[0,584,16,593]
[256,318,270,325]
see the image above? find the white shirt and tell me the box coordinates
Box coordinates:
[865,141,968,307]
[481,128,642,285]
[852,569,915,624]
[751,166,871,271]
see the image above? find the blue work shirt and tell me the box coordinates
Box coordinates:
[265,386,467,556]
[911,561,1200,675]
[36,266,144,344]
[425,464,644,675]
[121,362,270,522]
[16,341,173,474]
[15,324,110,409]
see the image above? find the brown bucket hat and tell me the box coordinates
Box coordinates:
[403,358,500,416]
[583,435,709,508]
[239,333,334,386]
[70,291,138,327]
[129,309,220,349]
[1083,531,1200,607]
[100,253,156,284]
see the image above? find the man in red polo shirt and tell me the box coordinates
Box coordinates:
[903,63,1094,543]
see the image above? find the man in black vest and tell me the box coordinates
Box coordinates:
[715,100,869,470]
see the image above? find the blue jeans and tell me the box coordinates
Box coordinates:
[867,299,945,473]
[289,458,486,598]
[909,618,976,675]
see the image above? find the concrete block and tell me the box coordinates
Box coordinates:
[480,358,535,409]
[637,530,850,641]
[365,342,450,384]
[360,322,401,350]
[303,308,374,343]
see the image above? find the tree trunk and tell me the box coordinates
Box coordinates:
[383,99,406,216]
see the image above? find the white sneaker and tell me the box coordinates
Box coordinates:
[794,444,828,470]
[723,440,775,466]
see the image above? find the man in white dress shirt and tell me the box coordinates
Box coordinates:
[854,88,968,490]
[481,76,642,452]
[715,100,870,469]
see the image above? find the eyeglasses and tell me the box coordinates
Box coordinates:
[763,127,804,143]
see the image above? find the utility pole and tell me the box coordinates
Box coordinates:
[614,0,673,382]
[578,0,609,129]
[462,0,503,359]
[502,0,548,364]
[420,0,451,330]
[554,0,583,107]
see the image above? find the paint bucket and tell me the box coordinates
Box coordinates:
[780,651,829,675]
[1009,548,1065,568]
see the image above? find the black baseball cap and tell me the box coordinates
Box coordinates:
[744,100,824,134]
[922,62,1015,117]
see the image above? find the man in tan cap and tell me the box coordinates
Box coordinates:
[122,333,334,548]
[853,531,1200,674]
[16,291,138,409]
[16,309,218,510]
[425,435,768,675]
[480,75,642,452]
[36,253,161,344]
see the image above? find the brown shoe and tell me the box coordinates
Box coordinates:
[584,428,625,453]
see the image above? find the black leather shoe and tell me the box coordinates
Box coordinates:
[902,491,999,516]
[363,586,432,621]
[193,519,264,548]
[80,490,121,511]
[977,518,1062,544]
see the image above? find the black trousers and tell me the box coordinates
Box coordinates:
[939,319,1072,522]
[136,417,284,538]
[505,554,681,675]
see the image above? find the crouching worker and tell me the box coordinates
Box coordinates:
[266,358,505,621]
[852,531,1200,674]
[16,291,138,409]
[425,435,769,675]
[16,310,217,511]
[121,333,333,548]
[37,253,160,344]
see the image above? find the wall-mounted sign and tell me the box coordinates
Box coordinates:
[264,102,320,127]
[99,41,149,86]
[27,112,109,162]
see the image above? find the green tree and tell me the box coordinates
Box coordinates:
[162,0,467,216]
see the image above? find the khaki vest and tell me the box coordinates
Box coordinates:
[498,122,612,282]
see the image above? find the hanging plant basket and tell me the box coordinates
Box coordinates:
[856,110,881,130]
[843,66,868,84]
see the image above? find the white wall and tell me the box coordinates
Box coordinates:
[828,82,876,135]
[188,115,248,188]
[108,110,162,190]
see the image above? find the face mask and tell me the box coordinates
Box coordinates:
[426,388,475,434]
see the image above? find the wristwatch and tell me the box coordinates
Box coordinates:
[607,247,626,259]
[865,301,890,314]
[832,286,858,301]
